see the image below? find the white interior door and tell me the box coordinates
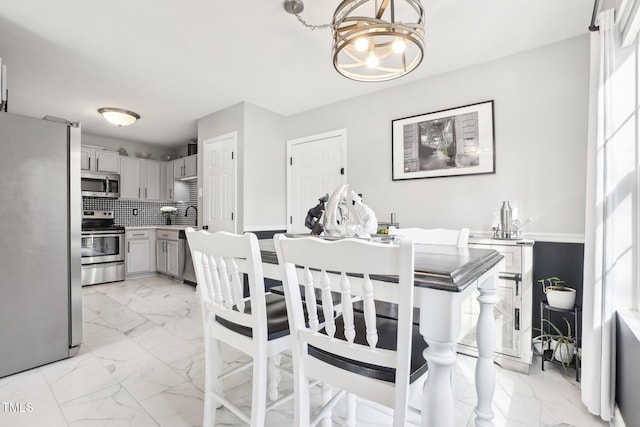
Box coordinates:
[202,132,237,233]
[287,129,346,234]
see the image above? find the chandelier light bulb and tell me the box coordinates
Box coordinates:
[366,52,379,69]
[354,37,369,52]
[392,38,406,54]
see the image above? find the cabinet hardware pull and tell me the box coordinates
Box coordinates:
[88,157,91,170]
[138,188,141,198]
[97,158,99,171]
[127,241,130,253]
[499,273,522,296]
[515,308,520,331]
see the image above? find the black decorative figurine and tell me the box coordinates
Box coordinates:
[305,194,329,235]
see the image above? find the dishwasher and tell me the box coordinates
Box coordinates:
[178,229,197,285]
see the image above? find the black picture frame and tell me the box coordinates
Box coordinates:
[391,100,495,180]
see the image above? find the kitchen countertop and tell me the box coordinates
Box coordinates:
[125,225,197,231]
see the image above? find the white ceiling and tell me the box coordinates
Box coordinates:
[0,0,594,148]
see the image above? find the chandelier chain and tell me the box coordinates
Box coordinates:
[295,13,331,30]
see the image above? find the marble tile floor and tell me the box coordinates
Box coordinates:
[0,276,608,427]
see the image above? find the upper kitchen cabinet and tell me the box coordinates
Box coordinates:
[161,161,189,202]
[81,147,119,173]
[174,154,197,179]
[120,157,162,200]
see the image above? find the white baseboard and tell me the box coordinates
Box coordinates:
[611,405,627,427]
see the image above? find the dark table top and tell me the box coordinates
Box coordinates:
[259,238,503,293]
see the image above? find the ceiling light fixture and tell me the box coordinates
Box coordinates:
[286,0,425,82]
[98,108,140,126]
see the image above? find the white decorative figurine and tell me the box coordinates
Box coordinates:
[322,184,378,238]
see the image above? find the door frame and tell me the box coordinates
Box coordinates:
[202,131,238,233]
[286,128,347,233]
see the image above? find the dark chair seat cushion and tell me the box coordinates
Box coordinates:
[215,293,290,340]
[215,292,326,341]
[308,311,428,384]
[352,300,421,326]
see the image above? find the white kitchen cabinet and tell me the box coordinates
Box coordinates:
[81,147,119,172]
[156,229,180,277]
[161,161,189,201]
[120,157,161,200]
[120,157,141,199]
[458,238,534,373]
[173,154,197,179]
[125,229,156,276]
[143,160,161,200]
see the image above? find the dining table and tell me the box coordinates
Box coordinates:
[257,237,503,427]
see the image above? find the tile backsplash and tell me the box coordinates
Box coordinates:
[83,181,198,227]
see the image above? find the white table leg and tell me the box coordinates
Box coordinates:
[474,270,497,427]
[421,340,457,427]
[416,288,464,427]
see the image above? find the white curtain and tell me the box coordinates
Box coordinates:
[582,7,638,420]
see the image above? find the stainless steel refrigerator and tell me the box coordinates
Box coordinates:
[0,112,82,378]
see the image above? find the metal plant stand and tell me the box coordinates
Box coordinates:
[540,301,581,382]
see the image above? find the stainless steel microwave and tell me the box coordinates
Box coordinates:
[81,172,120,198]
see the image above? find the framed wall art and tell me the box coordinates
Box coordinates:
[391,100,495,180]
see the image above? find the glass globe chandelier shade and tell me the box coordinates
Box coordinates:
[332,0,425,82]
[98,108,140,126]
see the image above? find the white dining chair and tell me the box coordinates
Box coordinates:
[355,227,469,325]
[274,234,427,427]
[186,228,293,427]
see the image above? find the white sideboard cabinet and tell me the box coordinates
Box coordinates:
[459,238,534,373]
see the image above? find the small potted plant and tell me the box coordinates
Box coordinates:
[541,318,578,373]
[538,276,576,309]
[160,206,177,225]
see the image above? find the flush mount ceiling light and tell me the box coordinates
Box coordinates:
[285,0,425,82]
[97,108,140,126]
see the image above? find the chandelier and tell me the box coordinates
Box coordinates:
[286,0,425,82]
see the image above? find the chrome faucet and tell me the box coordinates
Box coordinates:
[185,205,198,227]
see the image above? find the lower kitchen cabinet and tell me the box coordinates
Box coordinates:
[459,238,534,373]
[156,229,180,277]
[125,229,156,276]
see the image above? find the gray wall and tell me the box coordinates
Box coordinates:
[197,102,286,231]
[284,35,590,235]
[197,103,245,231]
[616,312,640,427]
[243,103,286,228]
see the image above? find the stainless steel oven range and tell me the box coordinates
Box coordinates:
[81,210,125,286]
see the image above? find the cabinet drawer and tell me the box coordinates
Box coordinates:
[156,230,179,240]
[495,246,521,273]
[126,230,151,239]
